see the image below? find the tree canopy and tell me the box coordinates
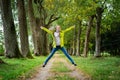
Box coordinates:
[0,0,120,57]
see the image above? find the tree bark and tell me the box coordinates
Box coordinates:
[83,15,94,57]
[94,7,104,57]
[28,0,36,54]
[36,18,48,56]
[40,30,48,55]
[17,0,33,58]
[35,0,49,56]
[28,0,41,56]
[76,21,82,56]
[72,26,77,55]
[0,0,22,58]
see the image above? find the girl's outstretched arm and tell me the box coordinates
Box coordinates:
[63,26,75,33]
[40,26,53,34]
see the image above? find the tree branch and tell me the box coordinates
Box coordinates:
[45,14,60,27]
[48,14,54,22]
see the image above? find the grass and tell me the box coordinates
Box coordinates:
[51,62,71,72]
[0,56,46,80]
[48,74,75,80]
[49,58,75,80]
[72,56,120,80]
[1,53,120,80]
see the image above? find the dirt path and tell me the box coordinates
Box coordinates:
[27,57,55,80]
[60,56,91,80]
[28,54,91,80]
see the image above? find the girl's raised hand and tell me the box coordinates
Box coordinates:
[40,26,44,29]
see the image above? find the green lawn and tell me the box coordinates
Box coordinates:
[72,56,120,80]
[0,54,120,80]
[0,56,46,80]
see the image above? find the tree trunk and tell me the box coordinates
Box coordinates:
[36,18,48,56]
[40,31,48,56]
[28,0,36,54]
[83,15,94,57]
[28,0,41,56]
[94,7,104,57]
[72,26,77,55]
[76,21,82,56]
[0,0,22,58]
[70,48,73,55]
[17,0,33,58]
[35,0,49,56]
[28,0,59,56]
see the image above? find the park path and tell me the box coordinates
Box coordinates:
[27,57,55,80]
[28,54,91,80]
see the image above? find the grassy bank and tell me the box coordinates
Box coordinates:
[72,56,120,80]
[0,56,46,80]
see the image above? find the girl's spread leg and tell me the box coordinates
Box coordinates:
[60,47,77,66]
[43,47,58,67]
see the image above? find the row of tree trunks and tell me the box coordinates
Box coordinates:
[17,0,33,58]
[67,13,102,57]
[71,10,103,57]
[82,6,104,57]
[71,12,102,57]
[83,15,94,57]
[0,0,22,58]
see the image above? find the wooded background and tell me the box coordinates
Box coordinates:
[0,0,120,60]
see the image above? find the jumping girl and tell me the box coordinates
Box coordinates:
[41,25,77,67]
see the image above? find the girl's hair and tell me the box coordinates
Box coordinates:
[49,25,61,32]
[49,26,55,31]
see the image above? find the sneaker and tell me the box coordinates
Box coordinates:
[42,64,46,67]
[73,63,77,66]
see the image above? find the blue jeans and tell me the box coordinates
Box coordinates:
[44,46,75,65]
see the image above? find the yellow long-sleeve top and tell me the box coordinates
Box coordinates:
[41,26,75,48]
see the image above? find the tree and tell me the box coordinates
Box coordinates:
[101,22,120,56]
[94,1,105,57]
[34,0,49,56]
[76,21,82,56]
[28,0,41,56]
[61,0,96,56]
[72,26,77,55]
[100,0,120,56]
[0,0,22,58]
[83,15,94,57]
[28,0,59,56]
[17,0,33,58]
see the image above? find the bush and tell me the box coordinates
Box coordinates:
[101,52,111,57]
